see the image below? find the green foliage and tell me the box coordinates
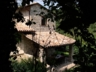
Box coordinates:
[14,32,21,42]
[54,51,69,57]
[1,1,19,72]
[11,58,47,72]
[55,7,96,72]
[88,22,96,38]
[1,0,96,72]
[56,20,73,38]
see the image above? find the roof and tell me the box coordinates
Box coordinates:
[15,22,34,32]
[18,2,49,12]
[26,32,76,48]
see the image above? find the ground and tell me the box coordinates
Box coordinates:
[47,61,75,72]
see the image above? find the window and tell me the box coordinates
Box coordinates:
[41,16,47,26]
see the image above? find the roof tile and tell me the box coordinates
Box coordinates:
[15,22,34,32]
[26,32,76,48]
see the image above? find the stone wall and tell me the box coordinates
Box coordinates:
[10,34,34,60]
[20,4,56,32]
[17,33,36,54]
[10,33,56,62]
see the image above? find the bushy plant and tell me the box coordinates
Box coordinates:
[11,58,47,72]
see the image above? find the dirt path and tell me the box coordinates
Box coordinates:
[47,62,75,72]
[55,62,75,72]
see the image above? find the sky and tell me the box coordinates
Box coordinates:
[16,0,58,9]
[16,0,44,6]
[33,0,44,5]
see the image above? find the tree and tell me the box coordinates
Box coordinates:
[43,0,96,72]
[0,0,96,72]
[0,0,33,72]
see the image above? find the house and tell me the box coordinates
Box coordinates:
[11,2,76,66]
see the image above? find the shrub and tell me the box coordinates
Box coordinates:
[11,58,47,72]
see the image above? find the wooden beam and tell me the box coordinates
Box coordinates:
[69,44,74,62]
[10,53,24,57]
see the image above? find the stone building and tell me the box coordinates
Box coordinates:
[11,2,76,64]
